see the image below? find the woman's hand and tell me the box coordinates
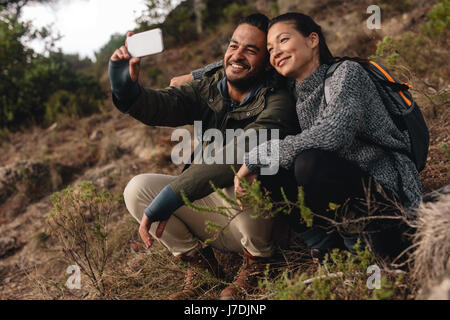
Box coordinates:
[169,73,194,87]
[234,164,259,210]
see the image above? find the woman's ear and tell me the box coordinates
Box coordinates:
[308,32,319,49]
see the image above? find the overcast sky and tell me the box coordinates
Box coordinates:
[20,0,167,60]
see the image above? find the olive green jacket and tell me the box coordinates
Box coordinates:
[125,68,300,202]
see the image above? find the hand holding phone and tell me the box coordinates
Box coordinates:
[127,28,164,58]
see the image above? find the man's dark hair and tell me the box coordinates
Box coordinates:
[238,13,269,34]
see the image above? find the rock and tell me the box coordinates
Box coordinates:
[0,160,51,203]
[46,123,58,132]
[89,129,104,141]
[79,164,120,189]
[0,237,19,259]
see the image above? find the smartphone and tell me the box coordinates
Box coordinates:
[127,28,164,58]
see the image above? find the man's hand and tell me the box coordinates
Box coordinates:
[169,73,194,87]
[110,31,141,82]
[234,163,259,210]
[138,214,168,249]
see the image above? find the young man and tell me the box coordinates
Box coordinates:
[109,14,300,299]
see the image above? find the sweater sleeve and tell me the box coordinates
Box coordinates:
[246,61,370,171]
[191,60,223,80]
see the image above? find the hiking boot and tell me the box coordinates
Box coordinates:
[168,246,222,300]
[219,248,269,300]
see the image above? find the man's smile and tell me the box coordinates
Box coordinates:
[228,61,250,72]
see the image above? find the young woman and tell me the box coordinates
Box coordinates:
[233,12,422,257]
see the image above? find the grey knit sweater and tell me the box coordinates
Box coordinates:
[245,61,422,210]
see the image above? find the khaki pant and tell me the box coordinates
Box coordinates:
[123,174,274,257]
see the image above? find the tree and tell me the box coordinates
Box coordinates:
[0,12,103,129]
[193,0,205,35]
[0,0,55,17]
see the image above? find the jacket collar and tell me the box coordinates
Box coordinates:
[217,76,268,108]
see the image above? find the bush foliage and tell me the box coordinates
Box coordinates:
[0,12,103,130]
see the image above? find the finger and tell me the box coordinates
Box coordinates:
[155,220,168,238]
[237,198,244,210]
[169,78,178,87]
[139,225,153,248]
[130,57,141,65]
[129,57,141,82]
[235,183,245,195]
[111,49,121,61]
[125,31,134,48]
[119,46,130,59]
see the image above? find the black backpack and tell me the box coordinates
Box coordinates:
[324,60,430,172]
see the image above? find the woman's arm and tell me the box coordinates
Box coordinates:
[245,61,372,171]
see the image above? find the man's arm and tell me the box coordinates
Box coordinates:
[169,88,300,202]
[109,33,209,127]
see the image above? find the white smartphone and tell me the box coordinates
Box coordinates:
[127,28,164,58]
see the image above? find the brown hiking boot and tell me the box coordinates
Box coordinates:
[168,246,222,300]
[219,248,269,300]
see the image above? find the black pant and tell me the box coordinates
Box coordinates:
[259,149,410,258]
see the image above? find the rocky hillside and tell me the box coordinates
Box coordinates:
[0,0,448,299]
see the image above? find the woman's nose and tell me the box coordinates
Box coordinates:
[271,47,282,61]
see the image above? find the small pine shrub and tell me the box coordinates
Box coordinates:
[422,0,450,37]
[47,181,116,297]
[260,240,400,300]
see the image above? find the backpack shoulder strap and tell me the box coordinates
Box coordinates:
[324,61,344,104]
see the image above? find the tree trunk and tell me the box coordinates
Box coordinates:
[193,0,205,35]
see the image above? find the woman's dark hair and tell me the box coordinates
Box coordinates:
[238,13,270,34]
[269,12,334,65]
[269,12,370,66]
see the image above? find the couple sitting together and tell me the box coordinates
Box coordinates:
[109,12,422,300]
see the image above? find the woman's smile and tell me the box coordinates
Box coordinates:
[267,21,320,81]
[276,56,291,68]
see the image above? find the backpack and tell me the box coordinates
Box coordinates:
[324,60,430,172]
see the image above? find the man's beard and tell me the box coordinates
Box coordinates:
[226,65,266,92]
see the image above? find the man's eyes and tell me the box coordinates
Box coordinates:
[229,44,257,54]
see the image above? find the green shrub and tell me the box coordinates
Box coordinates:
[422,0,450,37]
[47,182,116,296]
[223,3,255,24]
[0,13,103,130]
[44,88,100,125]
[260,241,400,300]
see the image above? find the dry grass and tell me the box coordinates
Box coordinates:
[411,192,450,294]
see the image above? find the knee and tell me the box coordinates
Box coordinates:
[123,174,152,214]
[294,149,327,186]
